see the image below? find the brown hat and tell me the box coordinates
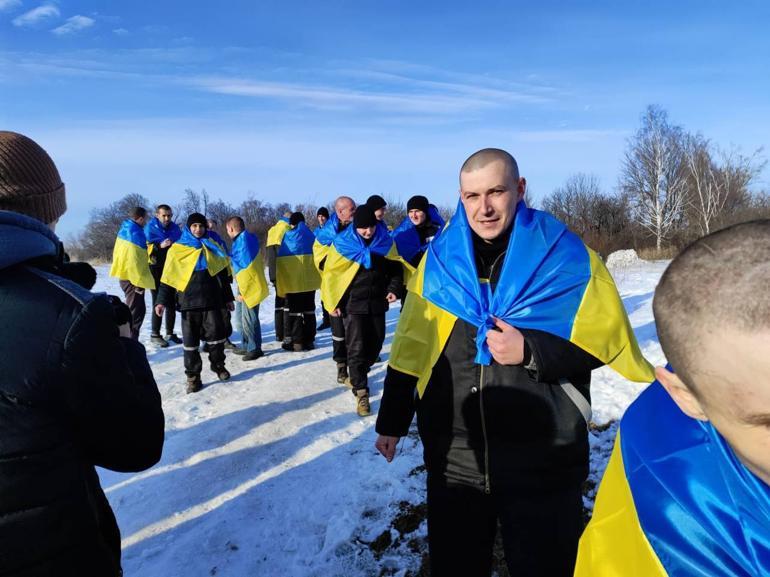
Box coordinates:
[0,131,67,224]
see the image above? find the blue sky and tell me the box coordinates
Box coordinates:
[2,0,769,236]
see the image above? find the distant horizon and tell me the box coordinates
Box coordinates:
[3,0,768,237]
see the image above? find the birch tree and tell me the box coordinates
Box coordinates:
[620,106,688,250]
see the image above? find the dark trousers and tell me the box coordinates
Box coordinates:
[330,312,347,364]
[426,475,584,577]
[150,288,176,336]
[274,295,288,342]
[119,280,145,341]
[343,313,385,392]
[181,309,226,376]
[285,291,316,348]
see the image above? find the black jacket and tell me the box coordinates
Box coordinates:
[157,267,234,311]
[339,252,403,315]
[408,220,442,268]
[376,231,602,491]
[0,211,165,576]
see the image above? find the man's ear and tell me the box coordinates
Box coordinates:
[655,366,708,421]
[517,177,527,202]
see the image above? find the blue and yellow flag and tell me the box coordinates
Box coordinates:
[320,222,395,312]
[389,199,653,396]
[576,377,770,576]
[144,217,182,261]
[230,230,268,309]
[160,227,230,292]
[390,206,446,282]
[109,219,156,289]
[276,222,321,297]
[312,213,340,269]
[266,218,291,247]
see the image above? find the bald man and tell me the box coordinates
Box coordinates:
[376,149,609,577]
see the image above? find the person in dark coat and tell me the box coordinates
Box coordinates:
[328,205,402,416]
[315,206,332,331]
[145,203,182,347]
[376,149,608,577]
[0,130,165,577]
[156,213,235,393]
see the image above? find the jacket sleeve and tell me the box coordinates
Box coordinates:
[266,245,277,284]
[61,295,165,472]
[218,268,234,304]
[385,258,404,299]
[375,366,417,437]
[156,281,176,308]
[519,328,604,383]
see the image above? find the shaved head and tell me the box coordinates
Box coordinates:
[334,196,356,225]
[460,148,519,184]
[653,220,770,391]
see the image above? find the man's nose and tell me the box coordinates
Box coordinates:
[480,194,493,214]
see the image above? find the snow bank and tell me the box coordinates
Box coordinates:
[605,248,641,269]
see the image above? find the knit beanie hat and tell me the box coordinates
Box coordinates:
[289,211,305,226]
[406,195,429,214]
[316,206,329,218]
[186,212,208,229]
[366,194,387,211]
[353,204,377,229]
[0,131,67,224]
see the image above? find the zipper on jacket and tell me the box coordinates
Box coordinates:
[478,251,506,496]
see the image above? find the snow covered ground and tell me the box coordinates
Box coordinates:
[93,257,670,577]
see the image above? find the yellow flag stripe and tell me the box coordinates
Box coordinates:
[110,237,155,290]
[574,433,668,577]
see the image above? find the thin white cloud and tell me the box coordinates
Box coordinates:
[52,15,95,36]
[0,0,22,12]
[12,3,59,27]
[113,27,129,36]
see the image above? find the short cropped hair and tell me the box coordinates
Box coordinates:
[129,206,147,220]
[460,148,519,183]
[653,220,770,391]
[226,216,245,231]
[156,204,172,213]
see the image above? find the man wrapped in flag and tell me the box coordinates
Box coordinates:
[207,217,237,351]
[321,204,402,416]
[225,216,268,361]
[145,203,182,347]
[155,213,234,393]
[314,206,332,330]
[314,196,356,385]
[575,220,770,577]
[390,195,445,293]
[110,206,155,340]
[276,212,321,352]
[374,148,654,577]
[266,213,292,343]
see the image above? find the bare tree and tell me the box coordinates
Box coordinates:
[620,105,688,251]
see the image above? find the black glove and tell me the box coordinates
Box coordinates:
[59,261,97,290]
[107,295,132,327]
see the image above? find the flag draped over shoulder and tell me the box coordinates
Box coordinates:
[109,219,155,289]
[312,213,340,269]
[276,222,321,297]
[320,222,395,312]
[230,230,268,308]
[575,378,770,576]
[389,199,654,396]
[390,206,446,280]
[266,218,291,247]
[160,228,230,292]
[144,217,181,246]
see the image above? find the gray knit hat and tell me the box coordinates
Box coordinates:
[0,131,67,224]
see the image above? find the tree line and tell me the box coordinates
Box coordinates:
[68,105,768,262]
[541,105,768,257]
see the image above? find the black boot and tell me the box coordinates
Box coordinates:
[336,362,349,385]
[186,374,202,393]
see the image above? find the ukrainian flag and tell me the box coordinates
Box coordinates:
[267,218,291,247]
[276,221,321,297]
[110,219,156,290]
[312,213,340,270]
[389,199,654,396]
[230,230,268,308]
[144,217,181,262]
[575,377,770,576]
[320,221,395,313]
[390,206,446,282]
[160,227,230,292]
